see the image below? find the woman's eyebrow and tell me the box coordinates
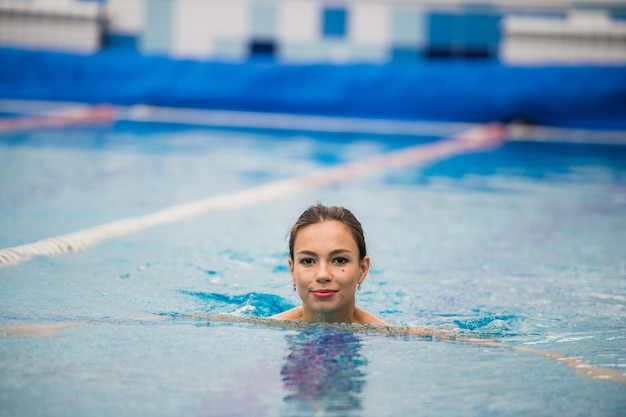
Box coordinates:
[329,249,351,256]
[295,250,317,257]
[295,249,351,257]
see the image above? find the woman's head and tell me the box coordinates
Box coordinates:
[287,204,371,323]
[278,204,386,324]
[288,204,367,261]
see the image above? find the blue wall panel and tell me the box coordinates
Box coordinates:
[427,12,500,56]
[322,7,348,38]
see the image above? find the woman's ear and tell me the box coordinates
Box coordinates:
[288,258,295,284]
[359,255,371,282]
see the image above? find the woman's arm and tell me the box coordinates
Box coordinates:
[3,316,625,384]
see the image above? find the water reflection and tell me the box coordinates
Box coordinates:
[281,328,367,415]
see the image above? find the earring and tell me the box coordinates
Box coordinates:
[292,284,297,292]
[357,283,362,291]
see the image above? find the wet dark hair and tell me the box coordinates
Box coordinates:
[288,204,367,261]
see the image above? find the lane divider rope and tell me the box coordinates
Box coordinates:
[2,99,625,145]
[0,104,115,132]
[0,123,506,268]
[0,99,475,137]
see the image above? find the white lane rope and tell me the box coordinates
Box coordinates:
[0,99,476,137]
[2,99,625,144]
[0,123,506,268]
[121,104,478,137]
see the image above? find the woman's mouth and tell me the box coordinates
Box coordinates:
[311,289,337,298]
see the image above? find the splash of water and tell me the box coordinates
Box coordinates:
[177,291,295,317]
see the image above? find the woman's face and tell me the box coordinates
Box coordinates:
[289,220,370,322]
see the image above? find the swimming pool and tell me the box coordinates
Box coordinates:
[1,110,625,416]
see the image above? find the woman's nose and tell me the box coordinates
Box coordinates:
[316,263,331,282]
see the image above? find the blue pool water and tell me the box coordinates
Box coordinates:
[1,119,625,416]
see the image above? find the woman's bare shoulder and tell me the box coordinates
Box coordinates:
[354,308,387,326]
[270,306,386,325]
[270,306,303,320]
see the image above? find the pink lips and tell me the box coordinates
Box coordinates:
[311,289,337,298]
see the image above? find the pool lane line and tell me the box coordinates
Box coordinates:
[506,123,626,146]
[3,99,626,145]
[123,105,626,146]
[0,123,506,268]
[0,104,115,132]
[0,99,477,137]
[121,104,479,137]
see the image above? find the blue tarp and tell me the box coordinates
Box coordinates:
[1,48,625,129]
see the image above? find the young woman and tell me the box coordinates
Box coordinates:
[271,204,386,325]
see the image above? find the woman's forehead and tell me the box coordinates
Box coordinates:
[294,221,357,250]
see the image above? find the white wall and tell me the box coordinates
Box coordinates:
[279,0,319,43]
[350,3,389,46]
[105,0,145,34]
[172,0,215,58]
[0,0,103,52]
[500,11,626,64]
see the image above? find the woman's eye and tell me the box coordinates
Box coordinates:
[299,258,314,265]
[333,257,348,264]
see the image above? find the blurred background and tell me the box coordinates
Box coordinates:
[1,0,625,64]
[0,0,625,128]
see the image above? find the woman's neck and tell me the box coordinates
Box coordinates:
[301,304,356,324]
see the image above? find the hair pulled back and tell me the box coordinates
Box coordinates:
[288,204,367,261]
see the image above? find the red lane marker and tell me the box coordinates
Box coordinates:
[0,104,116,133]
